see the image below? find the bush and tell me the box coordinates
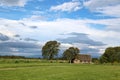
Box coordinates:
[15,60,19,63]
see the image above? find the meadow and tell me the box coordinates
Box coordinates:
[0,59,120,80]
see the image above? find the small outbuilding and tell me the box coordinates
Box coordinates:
[72,54,92,64]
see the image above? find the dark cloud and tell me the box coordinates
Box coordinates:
[0,33,10,41]
[19,22,38,29]
[0,33,40,57]
[13,48,41,57]
[30,26,38,29]
[19,22,26,26]
[14,34,20,37]
[0,41,41,57]
[80,48,101,58]
[0,47,12,52]
[58,32,105,46]
[0,41,40,48]
[24,38,38,41]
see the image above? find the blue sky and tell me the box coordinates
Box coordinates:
[0,0,120,58]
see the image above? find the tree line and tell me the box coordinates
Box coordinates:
[0,55,26,59]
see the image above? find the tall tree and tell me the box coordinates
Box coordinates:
[42,41,60,60]
[100,47,120,63]
[63,47,80,63]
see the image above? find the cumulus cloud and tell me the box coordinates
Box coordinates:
[84,0,120,10]
[96,5,120,17]
[0,40,42,57]
[0,0,28,7]
[50,1,82,12]
[84,0,120,17]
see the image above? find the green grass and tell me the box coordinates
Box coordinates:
[0,61,120,80]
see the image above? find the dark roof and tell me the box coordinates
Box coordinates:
[75,54,91,60]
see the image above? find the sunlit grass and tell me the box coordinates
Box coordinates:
[0,59,120,80]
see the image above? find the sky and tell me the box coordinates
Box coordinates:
[0,0,120,58]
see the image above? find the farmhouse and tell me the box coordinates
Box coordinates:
[72,54,92,63]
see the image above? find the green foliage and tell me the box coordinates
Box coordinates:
[99,56,108,63]
[63,47,80,63]
[42,41,60,60]
[100,46,120,63]
[92,58,99,64]
[15,60,19,63]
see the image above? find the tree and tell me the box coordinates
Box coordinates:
[100,47,120,64]
[114,52,120,62]
[42,41,60,60]
[63,47,80,63]
[99,55,108,63]
[92,58,99,64]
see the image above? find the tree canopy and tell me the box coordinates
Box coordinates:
[42,41,60,60]
[63,47,80,63]
[100,47,120,63]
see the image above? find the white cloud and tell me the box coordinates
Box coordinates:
[50,1,82,12]
[85,18,120,31]
[60,43,73,49]
[23,15,46,21]
[84,0,120,17]
[50,0,120,18]
[84,0,120,10]
[0,0,28,7]
[97,5,120,17]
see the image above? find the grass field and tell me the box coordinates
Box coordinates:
[0,60,120,80]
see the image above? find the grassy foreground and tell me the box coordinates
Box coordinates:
[0,62,120,80]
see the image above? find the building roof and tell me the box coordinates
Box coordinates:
[75,54,91,61]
